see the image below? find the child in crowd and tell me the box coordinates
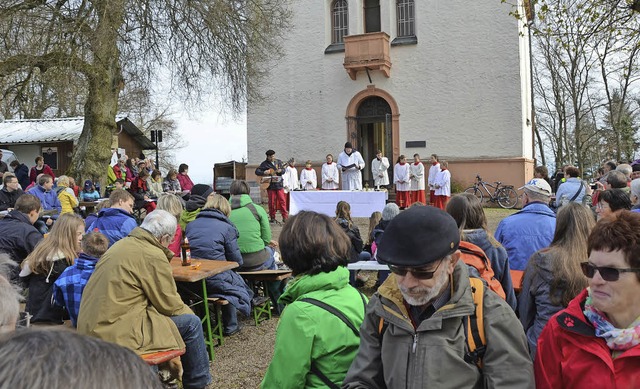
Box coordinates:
[409,154,426,205]
[80,180,100,201]
[300,160,317,190]
[393,155,411,208]
[282,158,299,211]
[20,213,85,324]
[53,231,109,327]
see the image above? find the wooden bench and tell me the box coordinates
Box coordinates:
[141,349,185,386]
[141,349,185,365]
[238,269,292,323]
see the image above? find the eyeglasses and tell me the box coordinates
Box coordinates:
[388,259,445,280]
[580,262,640,282]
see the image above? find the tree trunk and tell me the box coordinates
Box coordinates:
[67,1,124,191]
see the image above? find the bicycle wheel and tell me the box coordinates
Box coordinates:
[464,187,484,203]
[497,187,518,209]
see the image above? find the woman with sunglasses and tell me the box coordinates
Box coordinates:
[535,211,640,388]
[518,202,595,358]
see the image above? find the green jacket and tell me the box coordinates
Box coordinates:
[77,227,192,354]
[229,194,271,254]
[261,267,367,389]
[179,208,201,231]
[343,261,534,389]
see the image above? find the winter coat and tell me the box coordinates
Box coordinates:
[335,217,364,263]
[77,227,192,354]
[20,251,70,324]
[256,159,286,191]
[0,210,43,282]
[163,177,182,193]
[185,208,252,315]
[343,261,534,389]
[13,163,30,189]
[177,173,194,192]
[495,202,556,271]
[518,250,570,359]
[261,267,367,388]
[29,164,55,184]
[27,185,62,213]
[554,177,586,207]
[535,289,640,388]
[80,190,100,201]
[88,207,138,246]
[57,186,78,214]
[179,194,207,230]
[229,194,271,254]
[463,228,517,310]
[53,253,99,327]
[0,188,23,211]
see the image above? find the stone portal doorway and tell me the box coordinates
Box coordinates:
[357,96,392,187]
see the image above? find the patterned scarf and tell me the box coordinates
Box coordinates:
[583,289,640,351]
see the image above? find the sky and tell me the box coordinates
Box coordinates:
[172,110,247,186]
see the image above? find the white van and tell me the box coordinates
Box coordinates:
[1,149,17,172]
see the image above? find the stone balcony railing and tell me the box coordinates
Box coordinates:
[343,32,392,80]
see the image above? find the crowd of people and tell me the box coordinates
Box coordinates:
[1,153,640,388]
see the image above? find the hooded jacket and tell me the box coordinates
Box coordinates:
[185,208,253,315]
[495,202,556,271]
[53,253,99,327]
[343,261,534,389]
[0,210,42,282]
[261,267,367,388]
[535,289,640,388]
[87,207,138,246]
[229,194,271,254]
[179,194,207,230]
[463,228,516,310]
[20,250,70,324]
[77,227,192,354]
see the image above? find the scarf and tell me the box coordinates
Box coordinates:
[431,161,438,166]
[414,162,421,166]
[583,289,640,351]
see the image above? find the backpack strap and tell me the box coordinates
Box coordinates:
[569,181,584,202]
[464,278,486,368]
[299,298,360,337]
[300,297,361,389]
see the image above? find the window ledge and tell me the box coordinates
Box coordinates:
[391,36,418,46]
[324,43,345,54]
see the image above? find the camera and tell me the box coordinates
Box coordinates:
[590,183,598,190]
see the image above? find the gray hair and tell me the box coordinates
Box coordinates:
[631,179,640,203]
[607,170,628,188]
[0,254,21,333]
[382,203,400,221]
[524,188,551,203]
[140,210,177,240]
[616,163,633,178]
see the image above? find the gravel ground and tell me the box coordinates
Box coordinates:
[208,207,515,388]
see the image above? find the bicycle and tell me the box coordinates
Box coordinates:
[464,175,519,209]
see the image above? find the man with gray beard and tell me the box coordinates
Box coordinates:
[343,206,533,389]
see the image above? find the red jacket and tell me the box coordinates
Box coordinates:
[535,289,640,389]
[29,164,55,183]
[177,173,194,191]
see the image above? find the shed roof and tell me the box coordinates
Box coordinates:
[0,116,156,149]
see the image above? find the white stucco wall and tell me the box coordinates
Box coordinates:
[248,0,532,165]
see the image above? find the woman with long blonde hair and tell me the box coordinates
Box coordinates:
[518,202,596,358]
[20,213,85,324]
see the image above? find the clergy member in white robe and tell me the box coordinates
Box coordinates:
[428,154,441,205]
[434,160,451,210]
[282,158,299,211]
[409,154,426,205]
[371,150,390,189]
[300,160,318,190]
[394,155,411,208]
[337,142,365,190]
[322,154,340,190]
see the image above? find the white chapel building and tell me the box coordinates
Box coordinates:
[247,0,535,188]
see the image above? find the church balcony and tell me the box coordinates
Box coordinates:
[343,32,392,81]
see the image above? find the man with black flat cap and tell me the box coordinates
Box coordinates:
[256,149,287,223]
[338,142,365,190]
[343,206,533,389]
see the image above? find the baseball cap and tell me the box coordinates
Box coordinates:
[519,178,552,196]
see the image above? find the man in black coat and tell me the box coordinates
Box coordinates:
[9,160,30,189]
[0,175,24,211]
[0,194,43,282]
[255,149,287,223]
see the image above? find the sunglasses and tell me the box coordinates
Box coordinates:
[580,262,640,282]
[388,259,444,280]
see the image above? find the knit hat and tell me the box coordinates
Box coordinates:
[190,184,213,198]
[377,206,460,266]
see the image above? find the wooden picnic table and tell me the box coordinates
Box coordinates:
[170,257,238,361]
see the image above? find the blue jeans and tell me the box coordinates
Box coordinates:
[221,304,239,334]
[170,314,212,389]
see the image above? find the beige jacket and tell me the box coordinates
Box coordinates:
[77,227,192,353]
[343,261,534,389]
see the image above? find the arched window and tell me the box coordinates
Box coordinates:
[332,0,348,44]
[396,0,415,37]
